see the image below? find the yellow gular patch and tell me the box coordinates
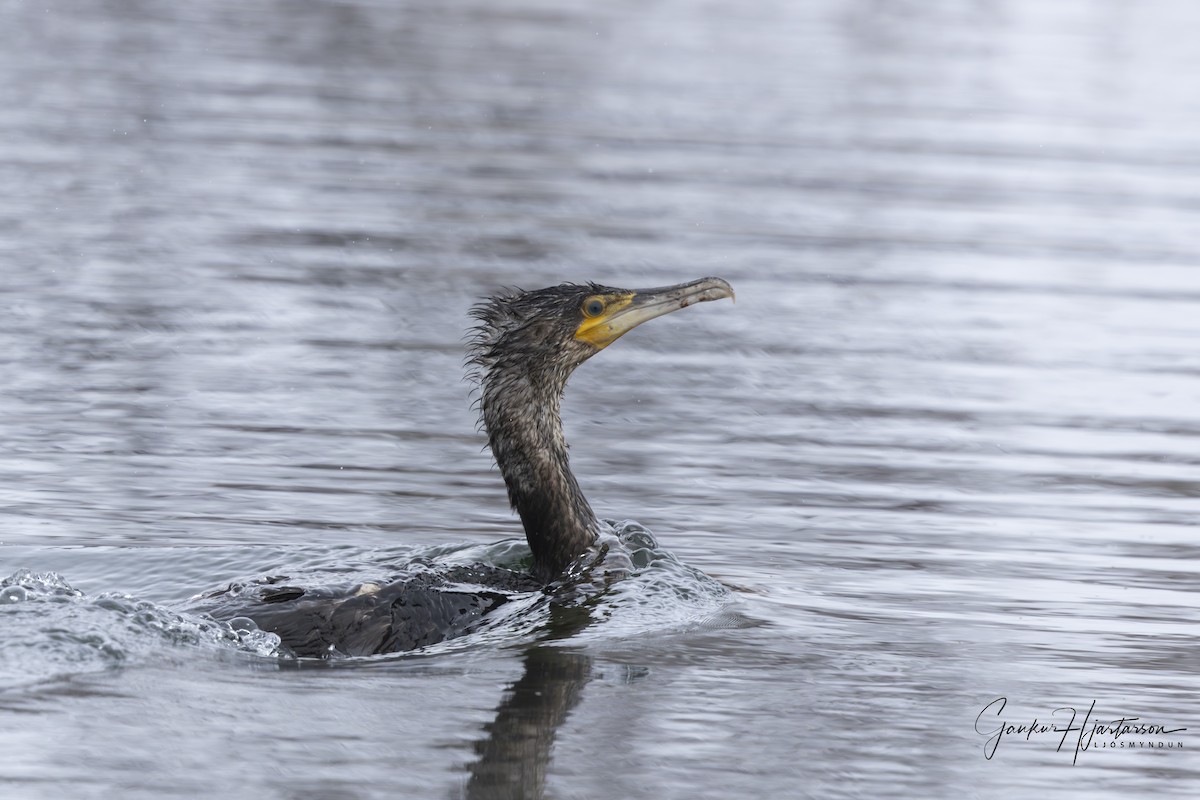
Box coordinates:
[574,293,636,348]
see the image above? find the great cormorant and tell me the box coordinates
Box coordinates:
[189,277,734,658]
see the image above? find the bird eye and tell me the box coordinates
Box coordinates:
[583,297,606,317]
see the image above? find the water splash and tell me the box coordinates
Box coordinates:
[429,519,733,652]
[2,521,731,675]
[0,570,282,690]
[549,520,732,639]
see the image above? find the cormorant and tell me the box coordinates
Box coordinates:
[189,277,734,658]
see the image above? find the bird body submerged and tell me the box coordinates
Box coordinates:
[192,277,734,658]
[191,565,541,658]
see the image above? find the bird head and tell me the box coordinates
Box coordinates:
[468,276,735,388]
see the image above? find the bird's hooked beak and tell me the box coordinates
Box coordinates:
[575,276,735,349]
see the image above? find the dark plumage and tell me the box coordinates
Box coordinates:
[468,282,612,583]
[189,277,734,658]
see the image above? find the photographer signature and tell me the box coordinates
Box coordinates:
[976,697,1187,764]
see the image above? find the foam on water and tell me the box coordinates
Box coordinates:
[0,570,282,690]
[377,519,735,658]
[548,520,733,640]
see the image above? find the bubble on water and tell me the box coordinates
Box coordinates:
[227,616,260,634]
[546,519,732,642]
[0,585,27,604]
[430,519,735,650]
[0,569,285,690]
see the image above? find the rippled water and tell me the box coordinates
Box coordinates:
[2,0,1199,797]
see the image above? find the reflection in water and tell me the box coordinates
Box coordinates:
[463,605,595,800]
[464,646,593,800]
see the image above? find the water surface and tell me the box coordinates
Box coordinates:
[1,0,1198,797]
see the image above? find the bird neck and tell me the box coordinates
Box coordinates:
[481,366,598,582]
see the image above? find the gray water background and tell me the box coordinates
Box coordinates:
[1,0,1198,797]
